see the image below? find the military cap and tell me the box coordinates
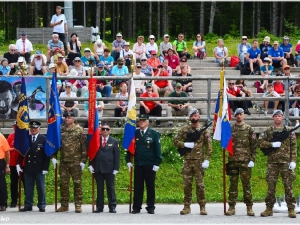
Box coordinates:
[272,110,283,117]
[29,121,41,128]
[189,108,199,117]
[176,83,182,88]
[234,108,244,116]
[138,114,149,120]
[63,111,75,117]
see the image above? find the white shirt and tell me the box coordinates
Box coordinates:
[50,14,67,33]
[133,72,146,89]
[145,43,158,54]
[31,133,39,142]
[59,91,78,105]
[140,128,148,135]
[120,49,133,58]
[15,38,33,53]
[30,54,47,70]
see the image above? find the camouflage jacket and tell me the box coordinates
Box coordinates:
[173,124,212,161]
[258,125,297,163]
[229,123,257,162]
[60,124,87,163]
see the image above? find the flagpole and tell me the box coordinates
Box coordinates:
[53,59,58,211]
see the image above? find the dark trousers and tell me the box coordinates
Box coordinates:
[285,53,295,65]
[114,107,126,117]
[53,32,67,54]
[0,159,7,207]
[94,172,116,210]
[19,52,31,64]
[67,52,81,66]
[24,172,46,209]
[140,105,162,125]
[133,165,156,211]
[9,166,22,204]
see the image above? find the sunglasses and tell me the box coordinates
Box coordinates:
[242,38,247,40]
[101,127,110,131]
[197,36,201,37]
[284,68,290,70]
[228,83,235,85]
[118,63,124,65]
[178,36,183,37]
[10,49,16,51]
[150,38,154,40]
[141,59,147,61]
[75,60,81,62]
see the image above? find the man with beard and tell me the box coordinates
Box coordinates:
[0,81,16,119]
[173,109,212,215]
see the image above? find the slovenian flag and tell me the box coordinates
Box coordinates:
[213,70,234,156]
[122,77,136,155]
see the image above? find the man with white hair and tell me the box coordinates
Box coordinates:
[3,44,20,75]
[47,33,65,63]
[15,31,33,64]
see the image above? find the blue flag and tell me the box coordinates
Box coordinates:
[45,73,62,157]
[14,77,30,157]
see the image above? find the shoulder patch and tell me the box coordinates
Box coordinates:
[291,132,296,140]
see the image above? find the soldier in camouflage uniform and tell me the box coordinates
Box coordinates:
[173,109,212,215]
[258,110,297,218]
[53,111,87,213]
[225,108,257,216]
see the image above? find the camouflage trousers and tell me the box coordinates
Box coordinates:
[59,161,82,207]
[182,159,206,206]
[228,161,253,206]
[265,163,296,209]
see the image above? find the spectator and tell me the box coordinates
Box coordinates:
[174,66,193,99]
[226,79,251,115]
[81,48,96,76]
[68,57,86,91]
[133,36,146,62]
[263,84,280,116]
[114,82,128,127]
[173,33,190,59]
[282,65,296,93]
[273,75,285,111]
[167,83,192,121]
[162,59,172,76]
[245,39,263,75]
[153,64,173,101]
[260,57,274,90]
[59,82,79,117]
[83,91,104,117]
[295,40,300,67]
[237,36,251,65]
[260,36,272,60]
[47,33,65,63]
[213,39,228,66]
[140,56,154,79]
[179,55,191,74]
[119,42,134,68]
[145,35,158,58]
[29,51,47,75]
[235,79,255,106]
[93,39,105,59]
[164,48,180,75]
[280,36,296,67]
[289,85,300,126]
[67,33,81,66]
[0,58,11,75]
[15,31,33,64]
[56,54,69,76]
[94,63,112,99]
[159,34,172,62]
[3,44,19,75]
[14,57,28,75]
[111,33,126,63]
[140,83,162,126]
[100,48,114,76]
[268,41,287,68]
[192,33,206,59]
[44,63,62,91]
[133,63,146,95]
[147,50,160,70]
[111,58,129,90]
[68,68,88,97]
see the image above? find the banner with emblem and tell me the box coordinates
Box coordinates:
[45,73,62,157]
[14,77,30,156]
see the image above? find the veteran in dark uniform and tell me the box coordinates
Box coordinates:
[20,121,50,212]
[225,108,257,216]
[126,114,162,214]
[173,108,212,215]
[259,110,297,218]
[89,122,120,213]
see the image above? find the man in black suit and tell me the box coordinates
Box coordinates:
[19,121,50,212]
[89,122,120,213]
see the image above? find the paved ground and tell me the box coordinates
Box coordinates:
[0,203,299,224]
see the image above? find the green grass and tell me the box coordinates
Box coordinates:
[6,132,300,205]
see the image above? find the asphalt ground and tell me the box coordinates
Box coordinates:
[0,202,299,225]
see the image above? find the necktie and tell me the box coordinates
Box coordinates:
[103,138,106,147]
[32,136,35,143]
[141,130,144,136]
[23,41,25,52]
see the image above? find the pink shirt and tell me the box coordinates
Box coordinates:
[133,43,146,58]
[164,55,180,69]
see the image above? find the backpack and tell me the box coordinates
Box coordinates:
[230,55,240,67]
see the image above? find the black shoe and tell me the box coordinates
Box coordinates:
[10,203,17,208]
[39,208,45,212]
[93,208,103,213]
[109,208,117,213]
[0,206,6,211]
[20,207,32,212]
[147,210,155,214]
[245,110,251,115]
[131,210,140,214]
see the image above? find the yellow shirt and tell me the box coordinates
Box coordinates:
[0,133,10,159]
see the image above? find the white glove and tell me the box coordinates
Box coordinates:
[113,170,118,175]
[88,165,94,173]
[52,158,58,169]
[184,142,195,148]
[127,162,133,172]
[202,160,209,169]
[80,162,85,171]
[272,142,281,148]
[153,165,159,172]
[248,161,254,168]
[289,162,296,170]
[42,170,48,175]
[16,164,23,176]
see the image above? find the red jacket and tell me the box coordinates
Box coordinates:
[7,133,20,166]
